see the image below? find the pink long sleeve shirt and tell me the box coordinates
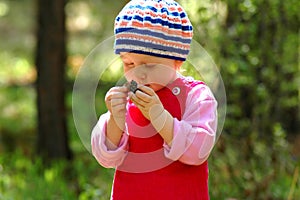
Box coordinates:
[92,77,217,168]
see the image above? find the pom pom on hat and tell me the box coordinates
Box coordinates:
[114,0,193,61]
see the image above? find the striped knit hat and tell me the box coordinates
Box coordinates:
[114,0,193,61]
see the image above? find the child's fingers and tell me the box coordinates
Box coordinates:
[129,92,144,107]
[138,85,155,96]
[130,88,159,107]
[112,103,126,111]
[111,104,126,117]
[106,86,128,96]
[111,98,127,106]
[128,85,152,100]
[105,86,128,113]
[111,86,128,93]
[135,90,152,103]
[110,88,128,97]
[106,88,128,101]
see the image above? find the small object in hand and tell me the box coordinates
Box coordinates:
[125,80,140,93]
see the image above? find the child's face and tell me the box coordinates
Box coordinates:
[120,52,182,92]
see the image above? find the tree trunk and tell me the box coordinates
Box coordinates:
[35,0,72,160]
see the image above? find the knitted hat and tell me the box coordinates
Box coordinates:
[114,0,193,61]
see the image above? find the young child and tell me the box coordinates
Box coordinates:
[91,0,217,199]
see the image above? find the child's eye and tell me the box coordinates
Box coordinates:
[124,63,135,68]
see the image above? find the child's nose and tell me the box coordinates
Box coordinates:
[134,66,147,81]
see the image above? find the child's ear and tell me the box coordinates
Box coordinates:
[174,60,183,70]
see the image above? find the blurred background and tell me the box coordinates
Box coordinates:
[0,0,299,199]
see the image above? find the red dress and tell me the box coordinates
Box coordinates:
[111,78,210,200]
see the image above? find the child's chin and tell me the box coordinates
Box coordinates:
[148,83,165,92]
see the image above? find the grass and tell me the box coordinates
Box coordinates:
[0,149,114,200]
[0,132,299,200]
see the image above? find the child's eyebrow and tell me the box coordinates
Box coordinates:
[120,53,128,58]
[120,54,132,61]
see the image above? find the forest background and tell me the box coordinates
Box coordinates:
[0,0,299,199]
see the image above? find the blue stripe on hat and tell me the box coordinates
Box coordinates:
[115,39,190,55]
[115,28,192,44]
[128,4,158,13]
[115,49,186,61]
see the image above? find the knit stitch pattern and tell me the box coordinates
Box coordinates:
[114,0,193,61]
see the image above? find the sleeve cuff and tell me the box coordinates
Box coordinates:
[91,113,129,168]
[163,118,190,161]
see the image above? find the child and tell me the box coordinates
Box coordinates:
[91,0,217,199]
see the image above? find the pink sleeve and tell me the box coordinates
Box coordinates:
[163,84,217,165]
[91,112,129,168]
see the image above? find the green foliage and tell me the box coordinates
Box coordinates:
[179,0,299,137]
[209,125,299,199]
[0,85,36,152]
[0,0,36,153]
[0,86,35,133]
[0,151,114,200]
[217,0,299,137]
[0,152,75,199]
[0,134,298,199]
[0,0,299,199]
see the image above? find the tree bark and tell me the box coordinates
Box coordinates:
[35,0,72,160]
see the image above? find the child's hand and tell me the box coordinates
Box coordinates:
[105,86,128,130]
[129,85,164,121]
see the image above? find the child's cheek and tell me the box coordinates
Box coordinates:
[124,70,135,82]
[150,71,174,87]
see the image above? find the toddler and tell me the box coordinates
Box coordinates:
[91,0,217,199]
